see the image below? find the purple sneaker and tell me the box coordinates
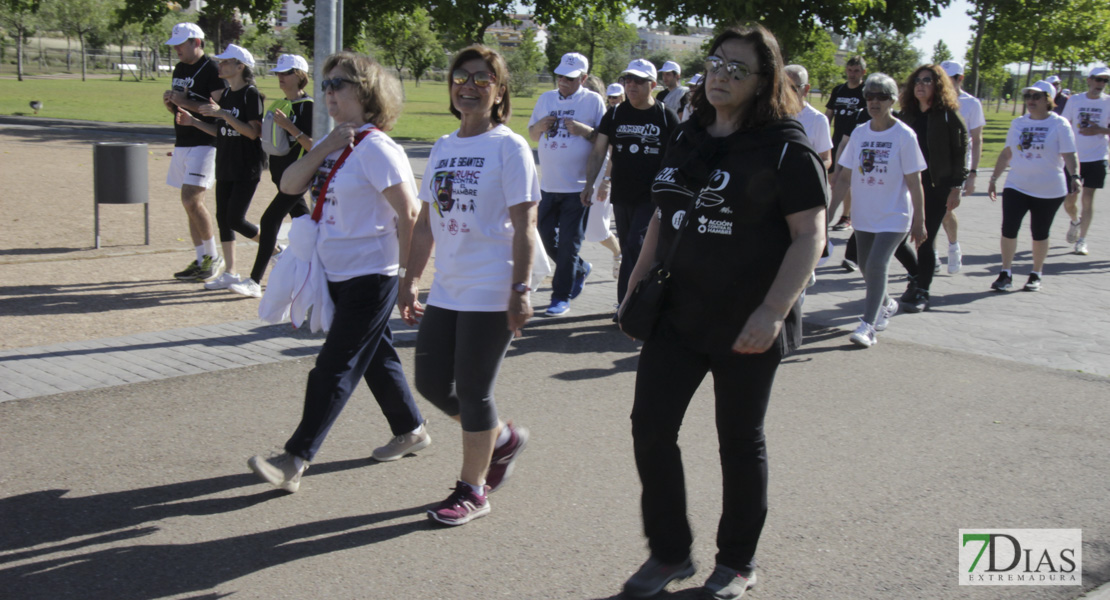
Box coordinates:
[428,481,490,526]
[486,423,529,493]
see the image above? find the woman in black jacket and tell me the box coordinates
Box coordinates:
[896,64,969,312]
[619,24,826,600]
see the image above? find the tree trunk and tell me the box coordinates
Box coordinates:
[38,35,44,70]
[67,36,72,71]
[17,30,24,81]
[1020,36,1038,116]
[80,34,87,82]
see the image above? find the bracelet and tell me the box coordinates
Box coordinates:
[397,267,407,278]
[294,131,305,139]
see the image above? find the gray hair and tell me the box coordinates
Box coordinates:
[784,64,808,86]
[863,73,898,97]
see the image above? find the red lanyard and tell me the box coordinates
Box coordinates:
[312,127,373,222]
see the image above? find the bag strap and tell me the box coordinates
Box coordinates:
[311,127,373,222]
[658,191,699,275]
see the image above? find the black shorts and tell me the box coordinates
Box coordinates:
[1080,160,1108,190]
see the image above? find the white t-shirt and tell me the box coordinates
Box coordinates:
[529,86,606,192]
[1060,92,1110,162]
[838,120,928,233]
[794,102,833,154]
[311,125,412,282]
[1002,113,1076,199]
[957,91,986,170]
[418,124,540,311]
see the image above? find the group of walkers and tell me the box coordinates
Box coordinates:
[160,17,1106,599]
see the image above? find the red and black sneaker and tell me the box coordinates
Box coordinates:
[486,423,529,493]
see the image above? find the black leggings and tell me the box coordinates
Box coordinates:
[249,191,310,283]
[1001,188,1065,241]
[214,180,260,243]
[414,306,513,433]
[900,179,950,291]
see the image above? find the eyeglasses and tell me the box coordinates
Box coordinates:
[1022,92,1046,101]
[321,77,356,92]
[620,75,649,85]
[452,69,497,88]
[704,56,760,81]
[1093,77,1110,84]
[914,76,935,85]
[865,93,893,102]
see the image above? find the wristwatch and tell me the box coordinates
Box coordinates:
[511,282,532,294]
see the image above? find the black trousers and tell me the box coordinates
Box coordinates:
[631,322,782,572]
[250,191,309,283]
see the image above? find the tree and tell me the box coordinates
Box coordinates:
[856,28,922,83]
[787,27,840,96]
[0,0,41,81]
[544,8,637,85]
[931,39,952,64]
[501,27,545,97]
[367,9,442,82]
[51,0,109,81]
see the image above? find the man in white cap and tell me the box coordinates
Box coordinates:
[656,60,688,114]
[940,60,985,274]
[1060,65,1110,255]
[582,59,679,307]
[162,22,227,281]
[1049,76,1069,115]
[527,52,607,316]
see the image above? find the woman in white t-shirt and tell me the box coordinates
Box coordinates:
[401,45,538,527]
[247,52,429,493]
[832,73,928,348]
[987,81,1080,292]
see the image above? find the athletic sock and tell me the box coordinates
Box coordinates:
[1001,269,1012,276]
[202,238,219,259]
[494,424,511,448]
[195,245,205,262]
[463,480,486,497]
[1031,271,1042,278]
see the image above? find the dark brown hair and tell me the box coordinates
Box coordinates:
[323,51,403,130]
[899,64,960,118]
[448,45,512,124]
[691,24,800,131]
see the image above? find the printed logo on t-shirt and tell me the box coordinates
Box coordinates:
[614,123,662,154]
[856,141,892,186]
[1078,108,1102,129]
[430,155,485,234]
[654,167,733,235]
[219,107,242,137]
[1015,125,1050,160]
[832,96,861,117]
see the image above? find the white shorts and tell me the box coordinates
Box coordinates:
[166,146,216,189]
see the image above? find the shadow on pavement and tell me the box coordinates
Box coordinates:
[0,280,253,320]
[0,246,86,257]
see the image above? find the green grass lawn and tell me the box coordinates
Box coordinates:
[0,76,542,143]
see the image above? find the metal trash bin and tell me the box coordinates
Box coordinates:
[93,142,150,248]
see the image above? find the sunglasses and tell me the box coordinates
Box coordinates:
[1023,92,1046,101]
[704,56,759,81]
[557,74,580,82]
[1093,77,1110,84]
[865,93,893,101]
[452,69,497,87]
[321,77,356,92]
[620,75,650,85]
[914,76,935,85]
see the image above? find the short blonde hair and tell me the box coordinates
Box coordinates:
[323,52,403,131]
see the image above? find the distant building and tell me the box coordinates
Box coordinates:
[274,0,307,29]
[634,28,710,57]
[486,14,548,51]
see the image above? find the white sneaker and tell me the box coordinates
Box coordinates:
[947,243,962,274]
[228,278,262,298]
[270,243,287,267]
[817,238,833,267]
[1075,239,1089,255]
[248,452,307,493]
[875,297,898,331]
[204,272,241,290]
[612,254,622,279]
[1066,220,1081,244]
[372,422,431,462]
[849,319,877,348]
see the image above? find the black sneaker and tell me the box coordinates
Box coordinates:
[830,215,852,231]
[902,288,930,313]
[174,259,201,280]
[900,276,918,303]
[841,259,858,272]
[991,271,1013,292]
[623,556,696,598]
[195,255,224,281]
[1023,273,1042,292]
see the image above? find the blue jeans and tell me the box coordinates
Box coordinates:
[537,190,589,302]
[284,273,423,462]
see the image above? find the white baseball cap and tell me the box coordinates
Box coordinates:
[165,22,204,46]
[940,60,963,77]
[554,52,589,78]
[1021,81,1055,96]
[687,73,703,86]
[1089,66,1110,78]
[606,83,624,97]
[214,44,255,69]
[659,60,681,75]
[271,54,309,73]
[622,59,657,81]
[1046,75,1061,84]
